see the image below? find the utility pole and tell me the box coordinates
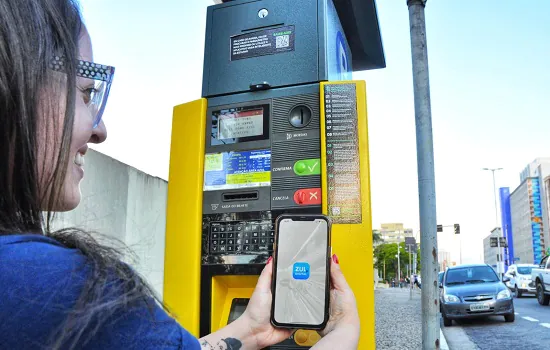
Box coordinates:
[409,244,413,300]
[407,1,440,348]
[397,241,401,282]
[483,167,503,276]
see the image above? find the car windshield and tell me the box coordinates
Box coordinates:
[517,267,534,275]
[439,273,444,284]
[445,266,499,285]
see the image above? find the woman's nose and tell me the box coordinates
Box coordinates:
[89,120,107,144]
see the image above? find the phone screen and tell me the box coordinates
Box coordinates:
[273,218,329,326]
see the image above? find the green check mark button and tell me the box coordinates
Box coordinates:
[294,159,321,176]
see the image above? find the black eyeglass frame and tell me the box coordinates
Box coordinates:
[49,56,115,128]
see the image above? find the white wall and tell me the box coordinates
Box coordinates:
[53,149,168,299]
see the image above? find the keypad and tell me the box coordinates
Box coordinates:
[210,220,275,254]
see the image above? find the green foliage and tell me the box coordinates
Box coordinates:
[373,242,421,279]
[372,230,383,244]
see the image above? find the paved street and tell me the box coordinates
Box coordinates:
[375,287,422,349]
[443,295,550,350]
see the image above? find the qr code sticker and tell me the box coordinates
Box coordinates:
[276,35,290,48]
[332,207,341,216]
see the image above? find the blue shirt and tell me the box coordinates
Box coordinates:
[0,234,201,349]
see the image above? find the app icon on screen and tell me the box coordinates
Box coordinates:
[293,262,310,280]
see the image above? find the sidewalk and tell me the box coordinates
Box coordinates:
[375,287,449,349]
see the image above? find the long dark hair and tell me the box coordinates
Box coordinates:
[0,0,159,348]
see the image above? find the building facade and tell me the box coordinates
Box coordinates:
[379,223,414,244]
[438,250,452,271]
[483,228,503,272]
[510,178,546,264]
[520,158,550,257]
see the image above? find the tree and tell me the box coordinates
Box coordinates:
[372,230,383,245]
[373,242,421,280]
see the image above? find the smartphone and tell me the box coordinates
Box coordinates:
[270,214,331,330]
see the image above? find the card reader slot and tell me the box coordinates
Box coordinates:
[222,191,259,202]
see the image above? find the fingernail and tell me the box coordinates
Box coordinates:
[267,256,273,264]
[332,254,339,264]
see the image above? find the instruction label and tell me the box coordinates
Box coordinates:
[230,25,295,61]
[324,83,362,224]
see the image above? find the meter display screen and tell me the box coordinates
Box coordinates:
[204,149,271,191]
[219,109,263,139]
[211,104,269,146]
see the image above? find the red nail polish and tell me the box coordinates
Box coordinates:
[332,254,339,264]
[267,256,273,264]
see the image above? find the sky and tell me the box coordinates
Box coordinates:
[79,0,550,264]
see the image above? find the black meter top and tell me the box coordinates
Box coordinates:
[201,0,385,97]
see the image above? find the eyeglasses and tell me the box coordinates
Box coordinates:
[50,56,115,129]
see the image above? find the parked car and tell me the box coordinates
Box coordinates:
[531,255,550,306]
[504,264,538,297]
[440,264,514,327]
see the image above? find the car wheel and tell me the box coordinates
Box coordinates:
[442,314,452,327]
[515,285,522,298]
[537,282,550,306]
[504,313,515,322]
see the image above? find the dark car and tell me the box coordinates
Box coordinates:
[439,264,514,327]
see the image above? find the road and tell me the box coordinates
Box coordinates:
[443,295,550,350]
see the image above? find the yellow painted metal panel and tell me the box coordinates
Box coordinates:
[163,99,207,337]
[210,275,259,332]
[320,81,375,350]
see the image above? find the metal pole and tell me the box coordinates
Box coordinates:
[459,235,462,264]
[407,1,440,348]
[485,167,503,277]
[397,242,401,283]
[492,170,499,226]
[492,171,503,277]
[409,245,413,300]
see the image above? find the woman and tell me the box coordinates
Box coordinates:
[0,0,360,349]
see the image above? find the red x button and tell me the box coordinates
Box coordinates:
[294,188,322,205]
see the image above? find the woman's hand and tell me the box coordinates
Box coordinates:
[313,254,360,349]
[199,257,291,350]
[237,256,294,348]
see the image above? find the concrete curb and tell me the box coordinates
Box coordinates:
[440,329,449,350]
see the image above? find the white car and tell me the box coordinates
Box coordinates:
[505,264,538,297]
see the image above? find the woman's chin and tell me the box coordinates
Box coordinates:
[54,186,82,212]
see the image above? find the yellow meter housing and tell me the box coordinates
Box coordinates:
[164,1,385,349]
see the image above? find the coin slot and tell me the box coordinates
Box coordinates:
[289,105,312,128]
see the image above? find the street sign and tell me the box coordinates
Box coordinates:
[405,237,416,245]
[454,224,460,234]
[490,237,498,247]
[405,244,418,253]
[437,225,443,232]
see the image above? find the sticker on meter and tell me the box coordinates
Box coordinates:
[292,262,310,280]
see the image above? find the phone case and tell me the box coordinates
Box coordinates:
[270,214,332,330]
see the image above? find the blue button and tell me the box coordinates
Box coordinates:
[293,262,310,280]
